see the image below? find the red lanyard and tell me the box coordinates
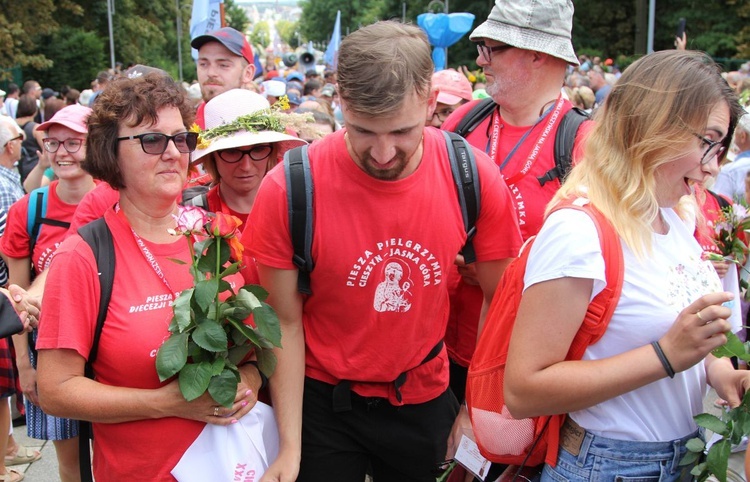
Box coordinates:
[116,203,177,296]
[491,96,566,185]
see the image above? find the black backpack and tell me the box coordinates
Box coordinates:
[452,98,589,186]
[285,131,481,295]
[75,218,115,482]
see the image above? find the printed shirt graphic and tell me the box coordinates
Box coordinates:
[37,208,247,481]
[246,127,521,404]
[373,260,413,312]
[2,181,77,274]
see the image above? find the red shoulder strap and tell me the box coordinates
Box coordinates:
[544,198,624,466]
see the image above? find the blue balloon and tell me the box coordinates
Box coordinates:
[432,48,446,71]
[417,12,475,48]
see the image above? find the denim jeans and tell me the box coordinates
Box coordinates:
[541,427,699,482]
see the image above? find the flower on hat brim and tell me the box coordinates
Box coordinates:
[198,96,313,145]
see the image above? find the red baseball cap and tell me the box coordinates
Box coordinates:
[191,27,254,64]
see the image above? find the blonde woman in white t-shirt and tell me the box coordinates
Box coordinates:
[504,50,747,482]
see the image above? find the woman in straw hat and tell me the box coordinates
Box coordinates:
[189,89,308,227]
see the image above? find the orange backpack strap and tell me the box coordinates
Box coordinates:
[544,198,624,466]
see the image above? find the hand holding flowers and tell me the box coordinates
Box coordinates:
[156,206,281,408]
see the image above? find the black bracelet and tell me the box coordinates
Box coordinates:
[651,341,676,379]
[246,361,269,391]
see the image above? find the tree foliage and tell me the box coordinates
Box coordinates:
[224,0,249,34]
[276,19,300,49]
[26,27,106,90]
[6,0,750,89]
[250,21,271,49]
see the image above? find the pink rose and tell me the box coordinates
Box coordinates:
[173,206,208,235]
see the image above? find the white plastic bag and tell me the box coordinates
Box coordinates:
[172,402,279,481]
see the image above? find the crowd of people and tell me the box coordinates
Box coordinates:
[0,0,748,481]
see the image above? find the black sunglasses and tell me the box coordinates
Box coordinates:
[116,132,198,155]
[216,144,273,163]
[476,41,514,62]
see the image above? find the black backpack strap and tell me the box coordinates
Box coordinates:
[538,107,589,187]
[443,131,481,265]
[76,217,115,482]
[453,98,496,138]
[708,190,731,210]
[285,146,314,294]
[27,188,71,270]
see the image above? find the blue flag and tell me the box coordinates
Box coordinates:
[190,0,223,61]
[324,10,341,70]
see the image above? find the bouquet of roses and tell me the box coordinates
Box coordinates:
[155,206,281,407]
[711,203,750,261]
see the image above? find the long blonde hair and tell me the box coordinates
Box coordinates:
[550,50,741,257]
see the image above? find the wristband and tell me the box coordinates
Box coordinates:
[246,361,269,390]
[651,341,676,379]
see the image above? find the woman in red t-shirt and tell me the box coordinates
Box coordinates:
[34,74,264,482]
[188,89,306,227]
[1,103,96,482]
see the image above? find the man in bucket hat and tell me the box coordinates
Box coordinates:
[443,0,586,239]
[440,0,591,462]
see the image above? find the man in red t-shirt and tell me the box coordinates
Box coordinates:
[440,0,590,410]
[191,27,256,129]
[244,22,521,482]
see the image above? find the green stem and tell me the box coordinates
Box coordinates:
[188,234,200,283]
[215,237,221,322]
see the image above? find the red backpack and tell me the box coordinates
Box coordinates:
[465,199,624,468]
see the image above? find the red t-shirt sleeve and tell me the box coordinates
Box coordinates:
[36,234,100,359]
[66,183,118,236]
[1,194,31,259]
[243,168,295,271]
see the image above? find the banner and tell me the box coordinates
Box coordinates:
[324,10,341,70]
[190,0,224,60]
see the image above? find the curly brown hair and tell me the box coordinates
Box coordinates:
[85,72,195,189]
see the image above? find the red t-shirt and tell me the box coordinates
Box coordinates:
[245,128,521,405]
[441,98,591,366]
[695,186,729,255]
[206,185,258,284]
[2,181,79,274]
[206,185,249,227]
[66,182,119,236]
[37,208,245,481]
[195,102,206,129]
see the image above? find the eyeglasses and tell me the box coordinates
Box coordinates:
[3,135,22,148]
[693,133,726,164]
[43,137,84,153]
[431,109,455,123]
[476,41,514,62]
[216,144,273,163]
[116,132,198,155]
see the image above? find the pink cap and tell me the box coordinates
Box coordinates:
[432,69,473,106]
[38,104,92,134]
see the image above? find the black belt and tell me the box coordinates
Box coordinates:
[332,340,444,412]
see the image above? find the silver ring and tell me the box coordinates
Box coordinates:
[213,406,219,417]
[696,311,704,322]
